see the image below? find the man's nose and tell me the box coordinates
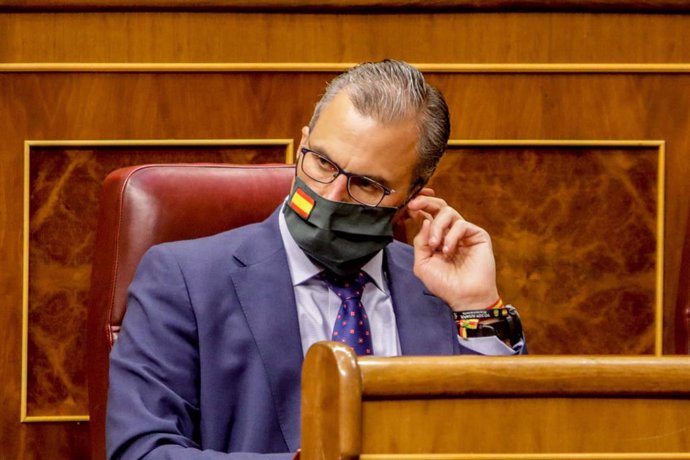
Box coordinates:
[321,174,351,202]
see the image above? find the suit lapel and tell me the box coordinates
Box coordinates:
[385,243,458,356]
[229,210,303,452]
[226,215,458,451]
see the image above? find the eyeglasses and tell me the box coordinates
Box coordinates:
[299,147,395,207]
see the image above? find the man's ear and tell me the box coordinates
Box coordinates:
[392,186,421,223]
[403,182,431,206]
[392,183,432,220]
[392,185,425,241]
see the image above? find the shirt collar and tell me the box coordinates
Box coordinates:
[278,201,386,291]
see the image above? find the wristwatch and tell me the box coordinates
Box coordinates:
[453,306,523,346]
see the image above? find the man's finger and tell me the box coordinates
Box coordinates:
[413,218,432,261]
[443,220,492,254]
[406,195,447,215]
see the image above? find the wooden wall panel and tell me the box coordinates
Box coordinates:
[25,143,288,419]
[2,5,690,459]
[362,398,690,454]
[3,12,690,63]
[432,144,661,355]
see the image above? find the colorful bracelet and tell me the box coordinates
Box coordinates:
[485,296,504,310]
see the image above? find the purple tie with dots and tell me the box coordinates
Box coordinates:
[319,270,374,356]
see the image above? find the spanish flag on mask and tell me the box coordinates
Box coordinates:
[289,187,315,219]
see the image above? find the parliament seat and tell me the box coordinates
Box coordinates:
[86,163,294,460]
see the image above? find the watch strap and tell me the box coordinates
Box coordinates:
[453,306,523,346]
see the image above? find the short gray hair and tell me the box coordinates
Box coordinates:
[309,59,451,195]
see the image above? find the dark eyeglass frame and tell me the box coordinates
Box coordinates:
[299,146,396,207]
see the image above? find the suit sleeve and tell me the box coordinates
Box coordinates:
[106,245,294,460]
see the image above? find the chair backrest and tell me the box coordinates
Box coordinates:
[86,163,295,460]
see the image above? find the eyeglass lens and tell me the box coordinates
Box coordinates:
[301,149,386,206]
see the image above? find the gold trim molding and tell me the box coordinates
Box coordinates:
[448,139,666,356]
[3,0,690,13]
[363,453,690,459]
[21,138,294,423]
[20,138,665,422]
[2,63,690,73]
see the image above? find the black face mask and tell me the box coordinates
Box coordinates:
[283,176,397,276]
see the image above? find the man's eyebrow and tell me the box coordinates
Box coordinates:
[306,143,329,158]
[359,172,392,188]
[308,143,393,188]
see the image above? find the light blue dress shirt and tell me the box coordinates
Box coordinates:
[278,209,519,356]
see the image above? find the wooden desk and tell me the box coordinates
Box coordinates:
[301,342,690,459]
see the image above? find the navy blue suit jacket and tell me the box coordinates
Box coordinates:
[107,208,476,459]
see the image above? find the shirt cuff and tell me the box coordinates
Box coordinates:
[458,335,524,355]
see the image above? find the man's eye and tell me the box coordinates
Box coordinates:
[353,178,380,192]
[316,156,336,171]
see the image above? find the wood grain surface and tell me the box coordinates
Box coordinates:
[2,6,690,459]
[302,343,690,458]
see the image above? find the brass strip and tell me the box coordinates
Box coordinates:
[449,140,664,147]
[3,0,690,13]
[656,142,666,356]
[25,138,294,147]
[21,138,665,422]
[448,139,665,356]
[2,63,690,73]
[363,453,690,459]
[20,138,293,423]
[20,142,30,422]
[22,415,89,423]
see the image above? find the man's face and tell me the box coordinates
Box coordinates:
[296,91,419,208]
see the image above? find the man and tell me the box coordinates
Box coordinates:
[107,59,525,459]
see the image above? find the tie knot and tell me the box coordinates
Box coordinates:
[319,270,370,300]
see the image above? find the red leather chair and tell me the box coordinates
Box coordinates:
[86,163,295,459]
